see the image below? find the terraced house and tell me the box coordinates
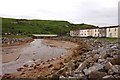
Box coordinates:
[70,26,119,38]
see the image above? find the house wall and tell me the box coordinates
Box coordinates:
[70,26,118,38]
[99,28,106,37]
[79,29,89,37]
[87,29,93,37]
[70,30,79,36]
[92,29,99,37]
[70,31,74,36]
[106,27,118,38]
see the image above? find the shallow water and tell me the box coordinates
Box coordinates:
[2,39,67,75]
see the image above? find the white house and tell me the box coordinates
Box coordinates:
[79,29,93,37]
[70,26,119,38]
[106,26,118,38]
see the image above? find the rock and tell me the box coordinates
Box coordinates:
[51,74,59,79]
[35,59,42,64]
[102,75,114,80]
[99,51,109,59]
[113,74,120,79]
[93,54,99,60]
[88,71,107,79]
[108,69,114,75]
[28,68,33,71]
[59,76,65,78]
[2,73,11,79]
[111,45,118,49]
[20,72,25,75]
[23,64,28,67]
[108,65,120,75]
[67,62,75,70]
[111,65,120,74]
[73,72,87,80]
[83,63,104,75]
[98,59,108,64]
[53,65,61,70]
[56,66,68,75]
[48,64,53,68]
[17,67,24,72]
[104,62,113,70]
[86,57,96,63]
[75,61,87,72]
[85,54,91,59]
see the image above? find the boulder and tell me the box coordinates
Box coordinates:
[83,63,104,75]
[107,57,120,65]
[102,75,114,80]
[111,65,120,74]
[113,74,120,79]
[93,54,99,60]
[98,59,108,64]
[99,51,108,59]
[108,65,120,75]
[75,61,87,72]
[88,71,107,79]
[104,62,113,70]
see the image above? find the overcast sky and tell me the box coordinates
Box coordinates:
[0,0,119,26]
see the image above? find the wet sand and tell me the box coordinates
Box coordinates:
[43,39,78,49]
[2,44,28,63]
[2,53,20,63]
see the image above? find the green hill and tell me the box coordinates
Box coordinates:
[2,17,96,36]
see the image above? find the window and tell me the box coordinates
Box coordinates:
[115,28,116,31]
[95,30,96,32]
[109,33,112,37]
[109,28,110,32]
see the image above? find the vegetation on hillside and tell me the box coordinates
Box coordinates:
[2,18,96,36]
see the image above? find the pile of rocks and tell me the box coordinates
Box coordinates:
[52,41,120,79]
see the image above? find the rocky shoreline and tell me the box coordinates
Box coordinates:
[2,37,120,80]
[2,37,33,47]
[52,38,120,80]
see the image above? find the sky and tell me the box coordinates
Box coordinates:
[0,0,119,26]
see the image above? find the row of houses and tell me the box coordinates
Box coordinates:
[70,26,119,38]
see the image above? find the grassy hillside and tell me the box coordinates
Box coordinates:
[2,18,96,36]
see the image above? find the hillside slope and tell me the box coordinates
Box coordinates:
[2,18,96,36]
